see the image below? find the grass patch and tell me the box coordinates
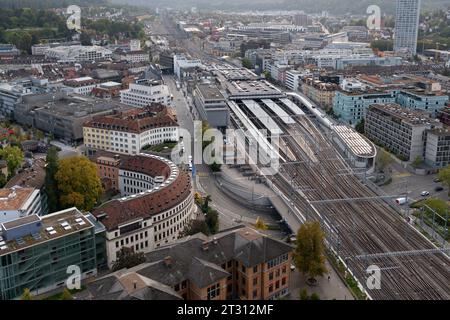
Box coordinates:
[143,141,177,153]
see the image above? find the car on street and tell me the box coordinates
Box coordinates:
[421,191,430,196]
[434,178,442,183]
[435,186,444,192]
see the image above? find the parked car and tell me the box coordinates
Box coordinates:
[433,178,442,183]
[435,186,444,192]
[421,191,430,196]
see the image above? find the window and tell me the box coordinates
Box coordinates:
[207,283,221,300]
[269,285,273,293]
[241,265,245,273]
[253,290,258,298]
[282,277,286,286]
[269,272,274,281]
[253,265,258,273]
[253,278,257,286]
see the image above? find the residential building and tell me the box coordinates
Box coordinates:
[0,208,98,299]
[0,44,19,60]
[0,188,42,224]
[83,104,178,155]
[84,226,293,300]
[120,79,173,107]
[14,93,131,142]
[91,153,195,268]
[193,83,229,129]
[365,103,442,161]
[394,0,421,56]
[396,87,448,116]
[114,49,150,63]
[438,106,450,126]
[293,12,310,26]
[301,77,339,110]
[341,26,370,42]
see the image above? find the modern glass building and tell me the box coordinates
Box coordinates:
[394,0,421,56]
[0,208,99,300]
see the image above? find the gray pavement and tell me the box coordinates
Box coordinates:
[289,260,354,300]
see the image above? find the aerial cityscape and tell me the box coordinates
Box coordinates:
[0,0,449,303]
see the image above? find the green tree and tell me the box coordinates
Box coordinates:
[412,156,423,168]
[112,247,146,271]
[0,145,24,176]
[299,288,309,300]
[21,288,33,300]
[180,219,210,236]
[34,129,44,141]
[310,292,320,300]
[0,173,6,188]
[438,166,450,196]
[60,288,73,300]
[205,208,219,235]
[209,161,222,172]
[242,57,253,69]
[294,221,327,282]
[355,119,365,134]
[55,156,102,211]
[376,149,393,171]
[45,146,59,212]
[201,195,211,214]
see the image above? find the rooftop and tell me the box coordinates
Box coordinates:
[227,80,284,99]
[0,207,92,255]
[369,103,441,126]
[0,188,37,212]
[5,158,46,189]
[196,84,225,101]
[333,125,377,158]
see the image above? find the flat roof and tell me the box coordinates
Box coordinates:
[0,188,36,211]
[0,208,93,255]
[227,80,284,99]
[279,98,305,116]
[241,100,283,135]
[369,103,439,125]
[197,84,225,101]
[261,99,295,124]
[333,125,376,158]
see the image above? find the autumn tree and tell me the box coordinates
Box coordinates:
[55,156,102,211]
[60,288,73,300]
[294,221,327,283]
[45,146,59,212]
[112,247,146,271]
[255,217,268,230]
[0,145,24,176]
[21,288,33,300]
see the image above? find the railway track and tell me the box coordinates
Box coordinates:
[255,100,450,300]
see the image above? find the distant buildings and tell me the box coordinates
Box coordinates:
[0,44,19,60]
[61,76,99,96]
[0,208,103,299]
[394,0,421,56]
[365,103,441,161]
[45,45,113,63]
[120,79,173,107]
[0,188,42,224]
[173,55,203,80]
[193,83,229,129]
[301,76,339,110]
[14,93,131,142]
[293,12,311,27]
[91,152,194,268]
[83,104,178,155]
[84,226,293,300]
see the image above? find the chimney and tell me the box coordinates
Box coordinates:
[164,256,172,267]
[202,241,209,251]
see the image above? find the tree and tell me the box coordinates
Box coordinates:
[80,32,92,46]
[242,57,253,69]
[376,149,393,171]
[34,129,44,141]
[205,209,219,235]
[112,247,146,271]
[299,288,309,300]
[0,145,24,176]
[209,161,222,172]
[355,119,365,134]
[45,146,59,213]
[21,288,33,300]
[438,166,450,196]
[310,292,320,300]
[60,288,73,300]
[180,219,210,237]
[294,221,327,282]
[255,217,268,230]
[0,173,6,188]
[55,156,102,211]
[412,156,423,168]
[201,195,211,213]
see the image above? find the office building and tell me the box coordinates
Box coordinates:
[83,104,178,155]
[0,208,98,299]
[193,83,229,129]
[120,79,173,108]
[424,126,450,168]
[365,103,442,161]
[45,45,112,63]
[394,0,421,56]
[0,188,42,224]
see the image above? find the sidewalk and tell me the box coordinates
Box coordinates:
[289,260,354,300]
